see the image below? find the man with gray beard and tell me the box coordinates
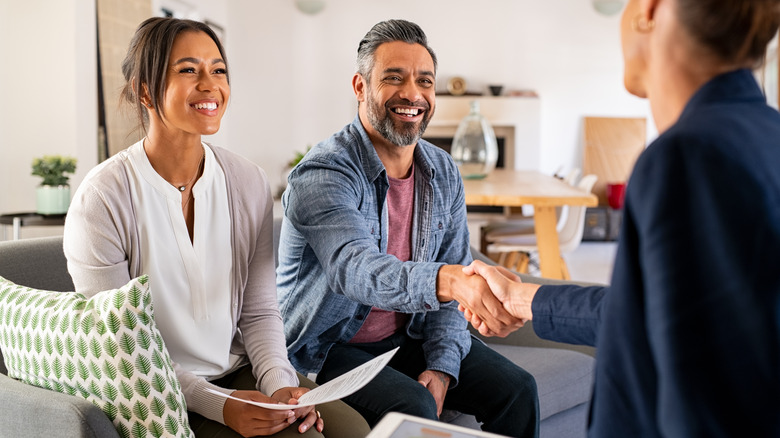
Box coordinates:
[276,19,539,438]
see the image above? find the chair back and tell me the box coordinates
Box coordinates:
[557,174,598,254]
[554,168,581,231]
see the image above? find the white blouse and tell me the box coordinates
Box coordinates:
[125,140,240,378]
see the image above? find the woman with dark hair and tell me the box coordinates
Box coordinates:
[464,0,780,436]
[63,17,368,438]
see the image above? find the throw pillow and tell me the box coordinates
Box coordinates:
[0,275,192,438]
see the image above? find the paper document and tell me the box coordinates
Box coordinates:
[206,346,398,410]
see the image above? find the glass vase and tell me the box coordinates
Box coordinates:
[451,100,498,179]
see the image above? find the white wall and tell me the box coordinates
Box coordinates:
[0,0,97,228]
[0,0,652,218]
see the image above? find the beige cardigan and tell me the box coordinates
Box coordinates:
[63,143,298,424]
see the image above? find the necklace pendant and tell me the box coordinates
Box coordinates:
[178,186,186,192]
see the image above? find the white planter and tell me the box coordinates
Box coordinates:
[36,185,70,215]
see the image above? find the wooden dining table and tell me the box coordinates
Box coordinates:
[462,169,598,279]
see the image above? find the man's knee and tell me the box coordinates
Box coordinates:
[384,382,439,420]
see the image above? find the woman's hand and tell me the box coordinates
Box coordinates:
[223,390,297,437]
[272,387,324,434]
[460,261,540,336]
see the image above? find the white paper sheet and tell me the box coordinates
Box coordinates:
[206,346,399,410]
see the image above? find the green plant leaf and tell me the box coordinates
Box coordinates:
[90,360,102,380]
[151,349,165,369]
[151,373,167,393]
[64,360,76,380]
[54,336,64,355]
[103,361,118,380]
[81,313,95,333]
[113,290,126,310]
[149,396,166,418]
[90,337,102,358]
[129,285,142,308]
[164,415,180,435]
[118,358,134,379]
[137,328,151,350]
[30,155,77,186]
[77,337,88,357]
[104,381,118,402]
[135,354,151,375]
[119,402,133,421]
[104,337,119,358]
[116,422,130,438]
[165,392,181,411]
[119,381,134,400]
[132,421,147,438]
[107,312,121,334]
[102,401,118,420]
[133,400,150,422]
[77,360,90,380]
[89,380,102,399]
[149,420,165,438]
[122,308,138,331]
[96,319,107,335]
[52,357,62,379]
[34,333,43,353]
[135,378,151,398]
[119,332,136,355]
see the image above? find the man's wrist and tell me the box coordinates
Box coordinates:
[435,265,458,302]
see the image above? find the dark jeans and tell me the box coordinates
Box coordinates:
[317,332,540,438]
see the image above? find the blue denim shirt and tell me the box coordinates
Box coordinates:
[277,116,473,383]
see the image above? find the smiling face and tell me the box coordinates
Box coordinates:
[151,30,229,138]
[356,41,436,148]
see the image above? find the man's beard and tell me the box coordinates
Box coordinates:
[366,92,433,147]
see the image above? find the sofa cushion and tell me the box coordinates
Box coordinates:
[0,275,192,438]
[489,344,595,420]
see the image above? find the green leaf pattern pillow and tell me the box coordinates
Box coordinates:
[0,275,193,438]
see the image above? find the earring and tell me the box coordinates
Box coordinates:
[631,14,655,33]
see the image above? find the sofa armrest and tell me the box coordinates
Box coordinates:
[0,373,120,438]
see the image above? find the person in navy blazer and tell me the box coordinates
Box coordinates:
[461,0,780,436]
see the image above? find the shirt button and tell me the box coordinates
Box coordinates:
[356,314,364,320]
[438,222,443,230]
[424,303,432,310]
[318,353,325,359]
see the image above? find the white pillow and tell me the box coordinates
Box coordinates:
[0,275,192,438]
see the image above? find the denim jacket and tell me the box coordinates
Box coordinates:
[277,116,472,383]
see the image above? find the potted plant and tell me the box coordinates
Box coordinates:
[31,155,77,215]
[277,145,312,198]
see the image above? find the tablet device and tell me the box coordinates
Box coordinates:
[367,412,510,438]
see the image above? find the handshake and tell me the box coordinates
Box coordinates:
[437,260,542,338]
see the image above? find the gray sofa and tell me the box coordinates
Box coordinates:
[1,234,597,438]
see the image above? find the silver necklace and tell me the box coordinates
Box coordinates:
[174,152,205,192]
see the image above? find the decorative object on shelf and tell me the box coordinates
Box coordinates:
[488,85,504,96]
[295,0,326,15]
[592,0,625,16]
[447,76,467,96]
[31,155,77,215]
[451,100,498,179]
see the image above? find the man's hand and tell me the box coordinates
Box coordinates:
[417,370,451,417]
[459,261,540,336]
[437,264,524,337]
[272,387,324,434]
[223,390,296,437]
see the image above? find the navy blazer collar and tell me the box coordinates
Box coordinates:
[679,69,766,122]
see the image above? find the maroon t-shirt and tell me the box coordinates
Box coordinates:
[350,165,414,343]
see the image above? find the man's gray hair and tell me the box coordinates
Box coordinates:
[356,19,438,81]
